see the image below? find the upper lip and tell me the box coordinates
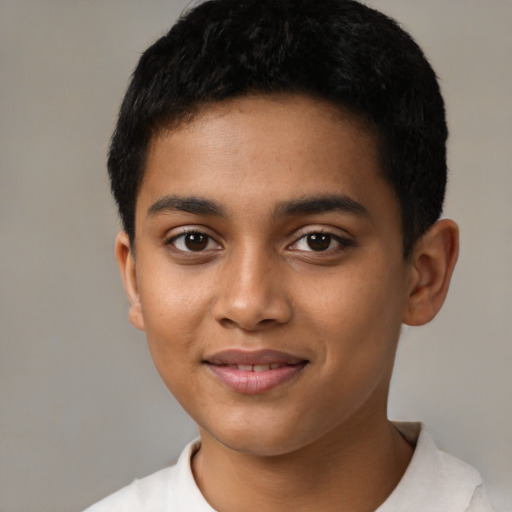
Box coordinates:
[203,349,307,366]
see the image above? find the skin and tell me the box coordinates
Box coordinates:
[116,94,459,511]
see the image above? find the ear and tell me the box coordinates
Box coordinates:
[402,219,459,326]
[115,231,145,331]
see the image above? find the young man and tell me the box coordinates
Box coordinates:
[86,0,494,510]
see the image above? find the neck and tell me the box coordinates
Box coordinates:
[192,414,413,512]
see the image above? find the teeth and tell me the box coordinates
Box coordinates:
[253,364,270,372]
[235,364,277,371]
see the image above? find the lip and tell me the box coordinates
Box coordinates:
[203,349,309,394]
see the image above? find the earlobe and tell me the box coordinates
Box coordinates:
[115,231,145,331]
[402,219,459,326]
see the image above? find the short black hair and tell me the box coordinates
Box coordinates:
[108,0,447,257]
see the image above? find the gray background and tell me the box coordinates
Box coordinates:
[0,1,510,511]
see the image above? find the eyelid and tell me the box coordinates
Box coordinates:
[287,226,355,252]
[164,226,222,251]
[162,225,354,253]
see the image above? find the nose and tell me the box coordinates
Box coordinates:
[213,246,293,331]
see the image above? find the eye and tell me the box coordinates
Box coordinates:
[291,232,353,252]
[168,231,220,252]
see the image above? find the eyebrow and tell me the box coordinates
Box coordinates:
[147,195,226,218]
[147,193,368,219]
[275,195,368,218]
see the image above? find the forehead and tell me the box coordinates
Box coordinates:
[137,94,397,224]
[162,94,376,158]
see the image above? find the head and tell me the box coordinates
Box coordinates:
[108,0,448,258]
[110,0,458,456]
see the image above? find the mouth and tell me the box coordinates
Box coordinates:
[203,349,309,394]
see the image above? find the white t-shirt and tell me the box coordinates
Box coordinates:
[84,422,494,511]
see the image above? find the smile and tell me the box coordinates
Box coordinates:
[227,363,287,371]
[203,350,309,394]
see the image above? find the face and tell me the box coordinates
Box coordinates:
[119,95,415,457]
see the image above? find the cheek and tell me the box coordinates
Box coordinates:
[138,256,213,325]
[136,263,213,372]
[297,267,404,426]
[295,255,406,360]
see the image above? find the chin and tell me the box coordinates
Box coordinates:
[201,415,321,458]
[218,433,299,457]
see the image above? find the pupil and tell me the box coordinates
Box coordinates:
[185,233,208,251]
[307,233,330,251]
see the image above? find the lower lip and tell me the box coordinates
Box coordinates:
[206,363,307,394]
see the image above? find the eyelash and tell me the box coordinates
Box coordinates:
[164,228,354,255]
[166,229,221,253]
[289,231,354,254]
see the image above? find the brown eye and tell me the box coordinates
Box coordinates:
[183,233,208,251]
[290,230,354,255]
[169,231,220,252]
[306,233,332,251]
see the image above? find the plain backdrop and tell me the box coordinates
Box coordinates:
[0,1,511,511]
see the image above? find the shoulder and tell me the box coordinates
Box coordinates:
[466,485,496,512]
[83,465,178,512]
[378,422,495,512]
[83,439,209,512]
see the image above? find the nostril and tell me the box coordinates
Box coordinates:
[218,317,238,329]
[213,287,294,331]
[218,316,282,332]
